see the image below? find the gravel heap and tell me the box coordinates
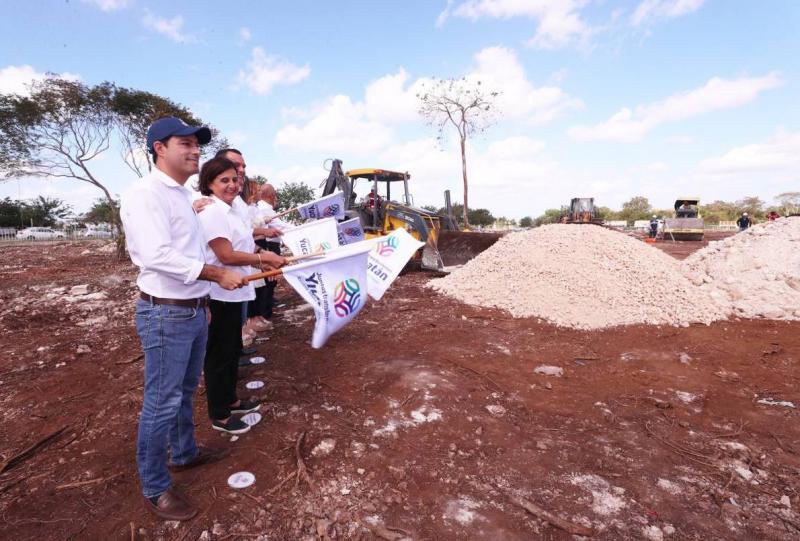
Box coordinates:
[428,224,726,330]
[682,217,800,320]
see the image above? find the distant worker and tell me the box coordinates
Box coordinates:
[649,215,659,238]
[736,212,751,231]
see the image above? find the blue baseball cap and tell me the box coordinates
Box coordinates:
[146,116,212,152]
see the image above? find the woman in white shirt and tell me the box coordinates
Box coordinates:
[196,157,286,434]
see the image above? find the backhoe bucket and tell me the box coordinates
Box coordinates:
[424,230,504,271]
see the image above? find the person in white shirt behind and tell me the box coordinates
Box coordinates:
[121,117,246,521]
[256,182,292,322]
[195,156,286,435]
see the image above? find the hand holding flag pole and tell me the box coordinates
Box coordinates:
[243,250,325,284]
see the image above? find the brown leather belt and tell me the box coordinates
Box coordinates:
[140,292,209,308]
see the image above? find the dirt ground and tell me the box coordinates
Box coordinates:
[1,236,798,541]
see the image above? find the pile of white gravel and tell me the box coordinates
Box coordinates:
[428,224,727,330]
[682,217,800,321]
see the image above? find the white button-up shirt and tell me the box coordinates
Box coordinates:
[197,196,256,303]
[256,200,291,244]
[121,168,211,300]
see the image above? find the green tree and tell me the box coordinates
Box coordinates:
[0,196,71,227]
[417,78,500,228]
[276,181,315,212]
[700,200,738,222]
[735,196,766,220]
[774,191,800,215]
[435,203,494,228]
[83,198,119,224]
[618,196,652,222]
[0,197,23,227]
[0,76,224,256]
[534,208,563,226]
[421,204,439,213]
[595,206,616,220]
[519,216,533,228]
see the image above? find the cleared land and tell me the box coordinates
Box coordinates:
[0,235,798,541]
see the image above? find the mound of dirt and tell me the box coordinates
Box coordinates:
[428,224,726,329]
[682,217,800,320]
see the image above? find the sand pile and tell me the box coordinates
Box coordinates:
[429,224,727,330]
[682,217,800,320]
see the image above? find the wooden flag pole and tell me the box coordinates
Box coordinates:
[266,206,298,223]
[244,250,325,283]
[244,268,283,284]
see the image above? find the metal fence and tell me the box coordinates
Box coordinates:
[0,230,117,245]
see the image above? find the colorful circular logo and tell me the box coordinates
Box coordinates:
[333,279,361,317]
[374,235,400,256]
[323,204,340,217]
[344,227,363,238]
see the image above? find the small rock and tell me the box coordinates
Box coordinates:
[76,344,91,355]
[544,382,552,390]
[642,525,663,541]
[212,522,225,536]
[534,365,564,377]
[485,404,506,416]
[311,438,336,457]
[475,426,483,436]
[662,524,676,535]
[780,495,791,508]
[357,468,365,475]
[70,284,90,295]
[198,531,210,541]
[536,441,548,450]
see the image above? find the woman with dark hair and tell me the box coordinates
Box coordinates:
[196,157,286,434]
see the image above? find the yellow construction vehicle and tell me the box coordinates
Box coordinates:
[320,159,502,271]
[663,198,704,241]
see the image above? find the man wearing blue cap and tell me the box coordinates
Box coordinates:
[120,116,246,520]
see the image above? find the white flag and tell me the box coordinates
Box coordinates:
[282,245,372,348]
[297,192,346,220]
[280,217,340,256]
[336,217,365,245]
[364,228,424,300]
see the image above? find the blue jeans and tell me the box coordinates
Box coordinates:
[134,299,208,498]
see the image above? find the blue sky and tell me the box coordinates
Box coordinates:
[1,0,798,218]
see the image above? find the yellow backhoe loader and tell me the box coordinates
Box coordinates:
[320,159,503,271]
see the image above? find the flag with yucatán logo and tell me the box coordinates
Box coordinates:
[323,228,424,301]
[336,217,365,245]
[281,243,373,348]
[296,192,346,221]
[363,228,424,300]
[280,217,340,256]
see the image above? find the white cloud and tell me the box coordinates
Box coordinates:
[227,130,249,146]
[469,46,582,123]
[442,0,594,49]
[275,95,391,155]
[0,65,81,96]
[275,45,577,156]
[630,0,705,27]
[239,27,252,43]
[568,73,782,142]
[81,0,129,11]
[237,47,310,95]
[142,10,195,43]
[699,129,800,174]
[664,134,694,145]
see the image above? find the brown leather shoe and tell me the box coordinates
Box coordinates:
[168,446,229,472]
[143,488,197,521]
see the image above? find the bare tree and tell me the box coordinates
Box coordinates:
[0,76,224,257]
[417,78,499,228]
